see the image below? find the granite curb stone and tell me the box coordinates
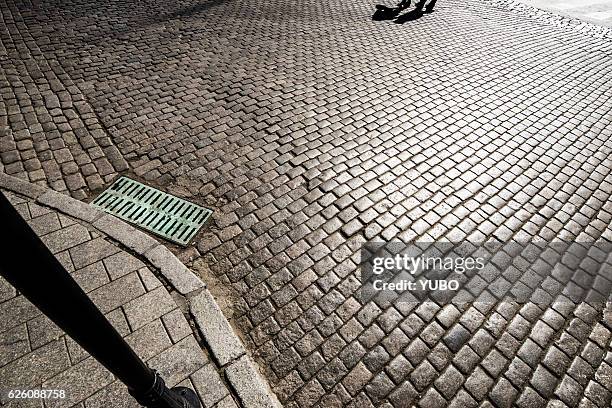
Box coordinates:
[190,290,246,367]
[145,245,205,295]
[225,355,283,408]
[0,173,46,199]
[38,190,104,224]
[93,215,160,255]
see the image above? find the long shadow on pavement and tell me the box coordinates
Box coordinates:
[394,8,425,23]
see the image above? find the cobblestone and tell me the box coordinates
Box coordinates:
[125,320,172,361]
[191,364,229,408]
[488,0,612,37]
[148,336,207,387]
[84,381,140,408]
[0,296,40,334]
[2,0,612,406]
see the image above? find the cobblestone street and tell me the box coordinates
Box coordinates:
[1,0,612,407]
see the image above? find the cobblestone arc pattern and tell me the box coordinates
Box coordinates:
[1,0,612,407]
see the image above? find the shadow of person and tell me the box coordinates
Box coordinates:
[394,8,424,23]
[373,1,418,21]
[372,5,403,21]
[393,0,437,23]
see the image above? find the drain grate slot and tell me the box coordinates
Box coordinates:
[92,177,212,246]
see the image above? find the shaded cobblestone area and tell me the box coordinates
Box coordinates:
[2,0,612,407]
[0,191,238,408]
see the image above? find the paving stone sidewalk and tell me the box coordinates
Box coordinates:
[2,0,612,407]
[0,179,279,408]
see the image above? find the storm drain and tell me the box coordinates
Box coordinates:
[91,177,212,246]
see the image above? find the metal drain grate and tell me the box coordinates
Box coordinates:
[92,177,212,246]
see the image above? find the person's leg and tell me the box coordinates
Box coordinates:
[425,0,437,12]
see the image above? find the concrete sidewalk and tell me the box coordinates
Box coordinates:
[0,173,280,408]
